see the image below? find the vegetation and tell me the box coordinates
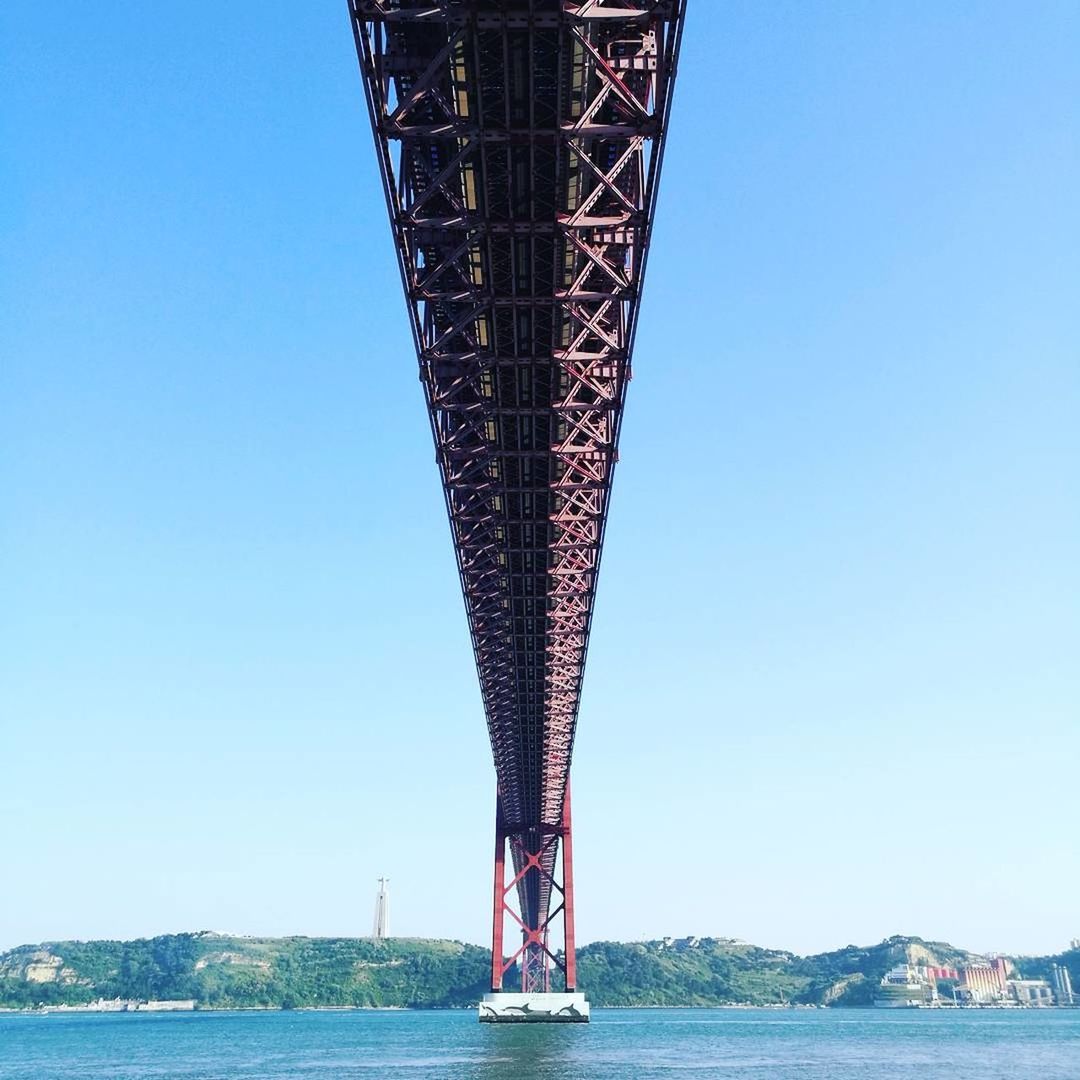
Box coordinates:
[1010,945,1080,985]
[0,934,489,1010]
[1,932,1076,1010]
[577,939,812,1006]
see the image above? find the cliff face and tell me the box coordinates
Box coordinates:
[0,949,83,987]
[1,933,1076,1010]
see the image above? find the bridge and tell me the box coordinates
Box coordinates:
[348,0,685,1021]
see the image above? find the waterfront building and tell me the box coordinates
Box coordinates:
[40,999,195,1014]
[958,961,1007,1002]
[1051,964,1074,1006]
[1010,980,1054,1006]
[874,965,934,1008]
[928,966,959,982]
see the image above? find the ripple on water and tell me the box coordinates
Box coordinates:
[1,1009,1078,1080]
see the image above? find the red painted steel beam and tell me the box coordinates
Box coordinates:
[561,782,578,992]
[490,781,578,993]
[348,0,685,968]
[491,798,507,992]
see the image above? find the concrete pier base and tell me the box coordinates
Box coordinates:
[478,992,590,1023]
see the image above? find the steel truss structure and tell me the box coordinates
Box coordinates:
[349,0,684,993]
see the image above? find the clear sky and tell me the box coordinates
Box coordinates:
[2,3,1077,958]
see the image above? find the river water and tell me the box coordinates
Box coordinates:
[1,1007,1078,1078]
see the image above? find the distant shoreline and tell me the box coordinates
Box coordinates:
[5,1003,1077,1017]
[2,932,1076,1012]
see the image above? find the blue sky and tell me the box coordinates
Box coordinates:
[2,3,1077,957]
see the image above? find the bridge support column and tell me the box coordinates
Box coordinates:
[561,783,578,993]
[479,781,589,1023]
[490,798,507,993]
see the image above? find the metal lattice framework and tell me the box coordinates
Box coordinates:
[349,0,683,993]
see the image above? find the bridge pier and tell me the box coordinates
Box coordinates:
[480,782,589,1023]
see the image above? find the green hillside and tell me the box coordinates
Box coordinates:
[1,932,1076,1010]
[0,934,489,1010]
[578,938,812,1006]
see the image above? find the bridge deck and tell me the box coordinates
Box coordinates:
[350,0,683,946]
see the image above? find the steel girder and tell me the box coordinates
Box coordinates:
[349,0,683,954]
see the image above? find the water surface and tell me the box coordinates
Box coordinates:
[1,1007,1078,1078]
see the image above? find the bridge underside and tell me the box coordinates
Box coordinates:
[350,0,683,996]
